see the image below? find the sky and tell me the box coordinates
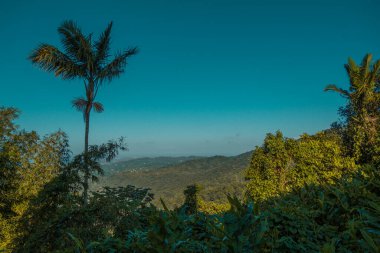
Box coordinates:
[0,0,379,157]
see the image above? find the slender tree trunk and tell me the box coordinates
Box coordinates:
[83,109,90,205]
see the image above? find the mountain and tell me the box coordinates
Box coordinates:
[101,156,202,175]
[93,151,252,208]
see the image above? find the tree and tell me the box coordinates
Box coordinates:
[0,107,69,251]
[29,21,138,203]
[13,139,153,253]
[245,130,356,201]
[325,54,380,163]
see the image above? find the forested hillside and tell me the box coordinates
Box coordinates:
[94,152,251,208]
[100,156,201,175]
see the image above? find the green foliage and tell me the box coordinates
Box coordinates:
[266,166,380,252]
[12,139,153,253]
[71,137,127,190]
[245,130,357,201]
[77,166,380,253]
[89,186,154,238]
[0,107,69,251]
[181,184,230,214]
[198,200,230,215]
[325,54,380,164]
[77,195,268,253]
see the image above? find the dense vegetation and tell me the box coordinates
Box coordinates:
[1,20,379,252]
[245,130,357,202]
[94,152,251,208]
[70,168,380,253]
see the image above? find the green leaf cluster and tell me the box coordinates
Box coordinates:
[245,130,357,201]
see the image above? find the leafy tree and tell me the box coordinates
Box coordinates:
[29,20,138,204]
[0,107,69,251]
[245,130,356,201]
[13,137,154,253]
[325,54,380,163]
[0,108,20,217]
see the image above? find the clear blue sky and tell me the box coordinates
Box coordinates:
[1,0,379,157]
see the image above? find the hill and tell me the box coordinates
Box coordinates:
[100,156,202,175]
[93,151,252,208]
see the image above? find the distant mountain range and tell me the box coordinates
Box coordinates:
[93,151,252,208]
[100,156,202,175]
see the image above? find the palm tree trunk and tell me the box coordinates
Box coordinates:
[83,110,90,205]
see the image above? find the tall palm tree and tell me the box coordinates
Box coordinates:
[30,21,138,204]
[325,54,380,162]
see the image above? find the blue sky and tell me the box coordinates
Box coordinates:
[1,0,379,157]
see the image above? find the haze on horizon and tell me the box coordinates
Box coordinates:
[1,0,379,157]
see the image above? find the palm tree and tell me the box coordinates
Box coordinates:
[30,21,138,204]
[325,54,380,114]
[325,54,380,162]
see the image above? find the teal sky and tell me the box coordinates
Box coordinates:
[1,0,379,157]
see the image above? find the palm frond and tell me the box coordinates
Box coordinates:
[72,97,88,112]
[58,20,94,70]
[29,44,84,79]
[92,101,104,113]
[360,53,372,77]
[324,84,350,98]
[94,22,113,65]
[344,62,362,91]
[97,47,138,83]
[58,21,83,61]
[368,59,380,85]
[347,57,358,72]
[72,97,89,121]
